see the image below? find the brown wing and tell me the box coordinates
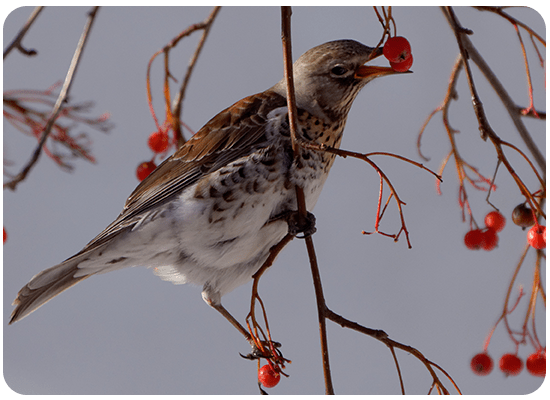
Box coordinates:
[79,90,287,253]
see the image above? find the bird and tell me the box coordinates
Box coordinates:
[10,40,403,335]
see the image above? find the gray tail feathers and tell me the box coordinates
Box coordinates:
[9,260,92,324]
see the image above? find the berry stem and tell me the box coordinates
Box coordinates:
[524,252,544,351]
[512,23,540,118]
[482,244,529,352]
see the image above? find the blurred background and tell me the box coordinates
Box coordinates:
[3,6,546,395]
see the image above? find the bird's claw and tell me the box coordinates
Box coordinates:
[240,340,282,360]
[285,211,316,238]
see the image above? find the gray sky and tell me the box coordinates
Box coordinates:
[3,6,547,396]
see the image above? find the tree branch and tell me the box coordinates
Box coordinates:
[171,6,221,146]
[3,6,44,59]
[4,7,100,191]
[281,6,334,394]
[441,6,545,174]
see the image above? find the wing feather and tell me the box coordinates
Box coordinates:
[79,90,287,254]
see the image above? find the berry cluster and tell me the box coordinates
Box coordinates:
[471,351,545,378]
[135,128,172,182]
[464,207,546,251]
[464,211,505,251]
[383,36,413,72]
[467,203,546,381]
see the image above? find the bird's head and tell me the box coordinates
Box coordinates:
[272,39,407,123]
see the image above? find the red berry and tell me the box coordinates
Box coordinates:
[499,353,523,376]
[464,229,484,250]
[484,211,506,232]
[3,227,7,244]
[258,364,280,388]
[527,225,546,249]
[148,130,169,153]
[471,352,493,376]
[511,203,535,228]
[481,228,499,251]
[389,54,413,72]
[383,36,412,63]
[526,351,546,377]
[136,161,156,182]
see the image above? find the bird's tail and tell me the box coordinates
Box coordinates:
[9,258,93,324]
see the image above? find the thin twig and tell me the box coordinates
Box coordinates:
[304,234,334,394]
[296,140,428,247]
[481,244,529,352]
[280,6,334,394]
[146,7,221,141]
[417,54,495,224]
[417,55,463,162]
[441,7,545,174]
[4,7,100,191]
[444,7,495,142]
[467,32,546,173]
[3,6,44,59]
[171,6,221,146]
[388,344,405,394]
[512,23,539,118]
[441,7,545,220]
[473,6,546,45]
[324,307,459,394]
[279,7,309,219]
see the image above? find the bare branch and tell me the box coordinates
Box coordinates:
[443,7,495,142]
[441,7,545,220]
[171,6,221,146]
[3,6,44,59]
[324,307,460,394]
[441,7,545,174]
[4,7,100,191]
[280,6,334,394]
[473,6,546,45]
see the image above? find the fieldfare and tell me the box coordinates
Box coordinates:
[10,40,404,339]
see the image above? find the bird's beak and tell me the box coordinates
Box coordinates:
[354,48,411,79]
[355,65,402,79]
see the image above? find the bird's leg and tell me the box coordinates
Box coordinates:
[239,236,293,364]
[209,300,283,361]
[207,300,253,343]
[202,286,253,343]
[202,232,295,362]
[203,291,277,358]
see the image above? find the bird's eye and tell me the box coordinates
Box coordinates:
[330,66,348,76]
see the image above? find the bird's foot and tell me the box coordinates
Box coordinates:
[240,340,282,360]
[284,210,316,238]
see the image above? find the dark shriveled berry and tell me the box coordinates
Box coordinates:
[512,203,535,228]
